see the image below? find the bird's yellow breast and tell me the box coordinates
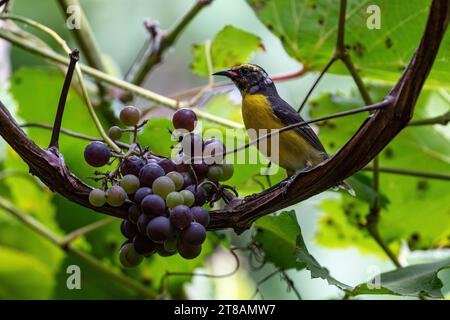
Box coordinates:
[242,94,323,173]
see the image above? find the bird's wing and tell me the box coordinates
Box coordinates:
[268,95,327,154]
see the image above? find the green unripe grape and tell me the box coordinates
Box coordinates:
[207,165,223,182]
[163,238,178,253]
[119,243,143,268]
[108,126,122,140]
[180,189,195,207]
[106,185,127,207]
[120,174,140,194]
[120,106,140,126]
[219,163,234,181]
[89,189,106,207]
[166,192,185,209]
[152,176,176,198]
[166,171,184,191]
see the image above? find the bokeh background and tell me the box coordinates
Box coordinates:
[0,0,449,299]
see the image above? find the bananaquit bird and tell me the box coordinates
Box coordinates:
[213,63,353,194]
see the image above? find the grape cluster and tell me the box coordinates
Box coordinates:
[84,107,234,267]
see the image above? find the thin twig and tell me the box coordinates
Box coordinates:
[0,28,243,129]
[0,15,121,153]
[281,270,302,300]
[296,57,337,113]
[0,196,156,298]
[408,111,450,126]
[0,0,9,8]
[128,0,213,85]
[159,247,240,293]
[21,122,130,149]
[362,166,450,181]
[49,49,79,149]
[60,217,115,247]
[251,269,280,299]
[56,0,107,73]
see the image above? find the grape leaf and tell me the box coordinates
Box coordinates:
[246,0,449,88]
[192,25,263,76]
[254,211,305,270]
[255,211,351,288]
[139,117,175,158]
[348,258,450,298]
[0,246,54,299]
[296,229,352,291]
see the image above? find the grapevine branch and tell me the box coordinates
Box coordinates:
[0,0,448,233]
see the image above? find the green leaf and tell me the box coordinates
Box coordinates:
[254,211,305,270]
[139,117,175,158]
[246,0,449,88]
[0,246,54,299]
[296,231,352,291]
[192,25,263,76]
[349,258,450,298]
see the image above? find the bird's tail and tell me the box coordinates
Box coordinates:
[334,180,355,196]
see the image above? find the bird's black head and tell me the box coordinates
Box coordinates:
[213,64,274,95]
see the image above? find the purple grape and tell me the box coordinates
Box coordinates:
[191,206,210,227]
[158,158,176,173]
[84,141,111,167]
[203,138,226,164]
[181,222,206,245]
[133,234,157,256]
[141,194,166,216]
[169,205,193,230]
[137,214,151,234]
[120,239,131,250]
[120,106,141,126]
[156,244,177,257]
[174,154,190,172]
[181,133,204,159]
[192,162,209,180]
[177,243,202,259]
[139,163,165,187]
[120,156,144,176]
[127,204,141,224]
[146,216,174,243]
[181,172,194,189]
[186,185,207,206]
[172,108,197,132]
[133,187,152,205]
[120,220,138,239]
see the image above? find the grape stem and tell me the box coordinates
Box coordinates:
[49,49,79,149]
[126,0,214,85]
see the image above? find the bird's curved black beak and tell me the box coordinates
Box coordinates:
[212,69,237,78]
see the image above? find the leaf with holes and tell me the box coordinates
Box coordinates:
[255,211,305,270]
[246,0,449,88]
